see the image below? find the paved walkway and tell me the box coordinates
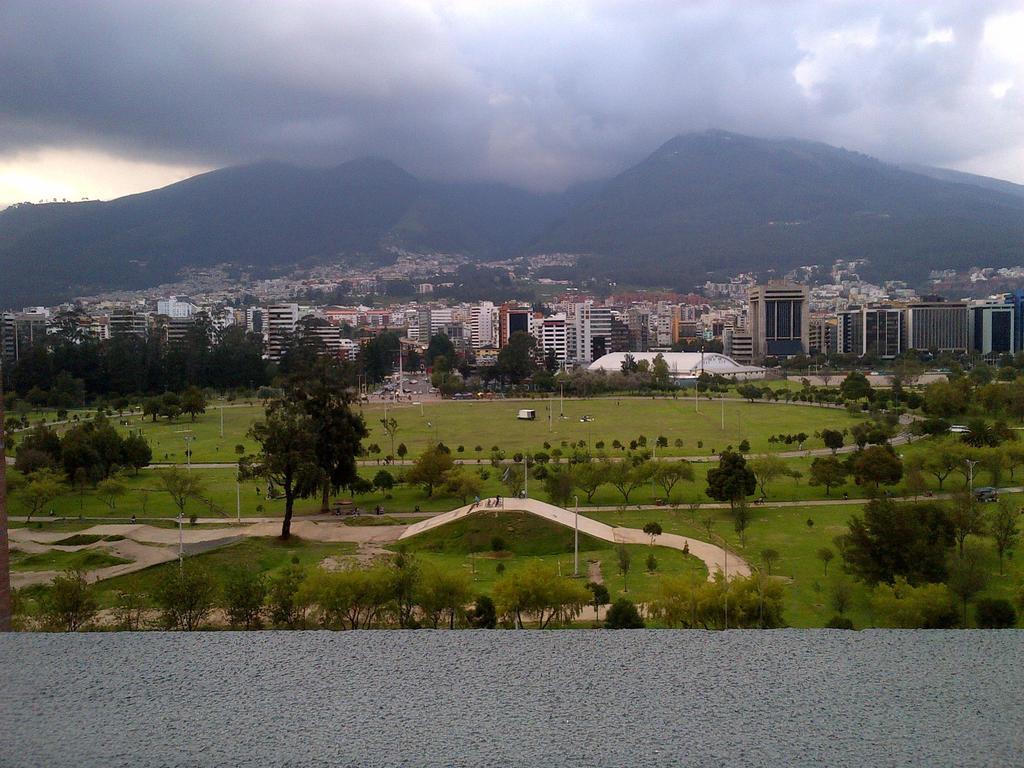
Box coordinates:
[400,497,750,579]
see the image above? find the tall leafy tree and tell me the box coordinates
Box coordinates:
[705,450,756,511]
[245,399,321,539]
[286,358,367,512]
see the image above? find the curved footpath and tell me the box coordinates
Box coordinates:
[9,497,748,587]
[401,497,749,579]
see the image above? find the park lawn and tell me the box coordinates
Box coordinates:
[588,500,1024,629]
[101,397,867,464]
[89,536,359,608]
[400,545,706,609]
[9,547,131,573]
[395,508,707,606]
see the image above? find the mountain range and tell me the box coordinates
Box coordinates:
[2,130,1024,307]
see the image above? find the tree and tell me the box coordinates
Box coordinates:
[616,544,632,592]
[989,499,1020,574]
[443,467,482,504]
[153,561,218,630]
[415,564,473,629]
[288,359,368,513]
[96,476,126,511]
[586,582,610,621]
[396,443,408,461]
[731,500,751,545]
[821,428,844,454]
[245,399,320,539]
[840,371,873,401]
[495,331,537,383]
[817,547,834,575]
[180,386,207,422]
[426,333,456,370]
[372,469,395,494]
[642,521,663,545]
[870,577,958,628]
[749,455,787,498]
[605,598,645,629]
[948,491,985,558]
[850,445,903,489]
[267,564,308,628]
[468,595,497,629]
[493,561,589,628]
[407,444,456,496]
[543,466,576,508]
[842,498,954,585]
[15,468,65,523]
[502,463,526,498]
[761,548,779,575]
[573,461,606,503]
[809,456,848,496]
[42,569,97,631]
[975,598,1017,628]
[946,545,988,626]
[223,566,267,629]
[379,416,400,458]
[607,460,652,504]
[705,450,756,511]
[653,461,694,502]
[159,467,206,525]
[121,434,152,474]
[918,442,961,490]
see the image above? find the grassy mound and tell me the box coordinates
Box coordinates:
[400,510,607,556]
[11,549,132,572]
[53,534,125,546]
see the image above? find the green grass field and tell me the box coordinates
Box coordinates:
[396,509,706,605]
[10,547,130,573]
[82,397,866,464]
[86,536,359,608]
[587,501,1024,628]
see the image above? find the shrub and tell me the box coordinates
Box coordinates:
[42,569,97,631]
[975,598,1017,628]
[605,598,645,629]
[825,615,855,630]
[468,595,497,629]
[491,536,506,553]
[153,561,217,630]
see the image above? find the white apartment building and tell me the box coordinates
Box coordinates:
[157,296,198,318]
[469,302,498,349]
[567,303,613,364]
[538,313,568,366]
[267,303,300,360]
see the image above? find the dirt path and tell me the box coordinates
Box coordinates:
[587,560,602,584]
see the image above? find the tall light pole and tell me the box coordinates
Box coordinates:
[966,458,979,498]
[573,495,580,577]
[523,454,529,497]
[184,434,194,472]
[219,404,224,439]
[0,368,11,631]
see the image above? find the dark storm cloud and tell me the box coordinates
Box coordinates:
[1,0,1022,189]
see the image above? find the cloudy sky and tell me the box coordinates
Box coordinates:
[1,0,1023,206]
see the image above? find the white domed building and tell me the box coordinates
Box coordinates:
[587,352,765,382]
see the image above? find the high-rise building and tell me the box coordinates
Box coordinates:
[156,296,198,318]
[566,303,612,364]
[110,308,148,338]
[906,301,969,353]
[469,303,497,349]
[837,306,905,358]
[748,281,809,360]
[808,316,835,355]
[970,302,1015,355]
[538,313,568,367]
[499,303,534,347]
[1005,290,1024,352]
[267,303,300,360]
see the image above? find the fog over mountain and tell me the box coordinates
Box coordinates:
[3,130,1024,307]
[1,0,1023,204]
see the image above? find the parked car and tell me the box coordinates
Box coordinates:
[974,487,999,502]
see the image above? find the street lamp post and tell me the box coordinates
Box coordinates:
[574,495,579,577]
[966,458,979,498]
